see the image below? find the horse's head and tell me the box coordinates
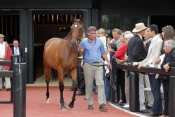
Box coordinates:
[71,19,84,42]
[64,19,84,50]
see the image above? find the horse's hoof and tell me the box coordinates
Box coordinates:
[68,103,74,108]
[46,98,50,103]
[60,107,68,111]
[64,104,71,109]
[61,105,70,110]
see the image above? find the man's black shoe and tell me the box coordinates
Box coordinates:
[148,112,162,116]
[118,101,126,106]
[140,109,150,113]
[145,105,152,109]
[99,104,107,112]
[6,88,10,91]
[88,105,94,110]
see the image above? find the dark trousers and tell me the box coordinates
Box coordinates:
[104,73,110,101]
[77,63,85,93]
[149,74,162,114]
[110,59,118,103]
[116,68,126,103]
[162,78,169,115]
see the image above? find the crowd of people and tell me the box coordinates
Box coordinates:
[77,22,175,116]
[1,22,175,116]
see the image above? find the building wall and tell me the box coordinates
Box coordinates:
[99,0,175,15]
[0,0,92,9]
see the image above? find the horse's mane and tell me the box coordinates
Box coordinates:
[64,30,73,40]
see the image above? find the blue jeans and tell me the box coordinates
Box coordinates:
[149,74,162,114]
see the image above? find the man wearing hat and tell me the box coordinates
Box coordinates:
[127,22,147,112]
[0,34,12,90]
[128,22,147,61]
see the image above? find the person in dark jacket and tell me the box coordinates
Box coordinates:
[127,23,147,62]
[12,39,24,62]
[127,22,147,112]
[160,39,175,116]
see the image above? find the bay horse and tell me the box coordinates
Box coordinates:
[43,19,84,109]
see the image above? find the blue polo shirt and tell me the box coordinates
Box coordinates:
[80,38,105,64]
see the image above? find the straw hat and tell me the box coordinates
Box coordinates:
[0,34,5,38]
[132,23,147,33]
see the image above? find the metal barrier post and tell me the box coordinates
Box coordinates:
[13,62,26,117]
[169,75,175,117]
[129,72,140,112]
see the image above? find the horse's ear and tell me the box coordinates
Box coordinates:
[74,19,80,22]
[73,19,83,25]
[71,19,83,29]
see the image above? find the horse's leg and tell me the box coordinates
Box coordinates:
[44,66,51,103]
[69,68,78,108]
[59,80,65,109]
[57,67,66,109]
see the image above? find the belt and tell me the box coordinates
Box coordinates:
[87,62,104,67]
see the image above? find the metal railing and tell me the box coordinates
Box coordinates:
[112,61,175,117]
[0,59,13,103]
[0,56,26,117]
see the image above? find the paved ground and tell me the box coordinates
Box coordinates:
[0,87,137,117]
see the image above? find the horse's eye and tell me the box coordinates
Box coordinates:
[74,24,78,27]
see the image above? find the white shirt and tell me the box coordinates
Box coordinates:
[0,42,6,59]
[14,47,20,56]
[139,34,163,68]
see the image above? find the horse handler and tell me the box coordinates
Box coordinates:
[79,26,111,112]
